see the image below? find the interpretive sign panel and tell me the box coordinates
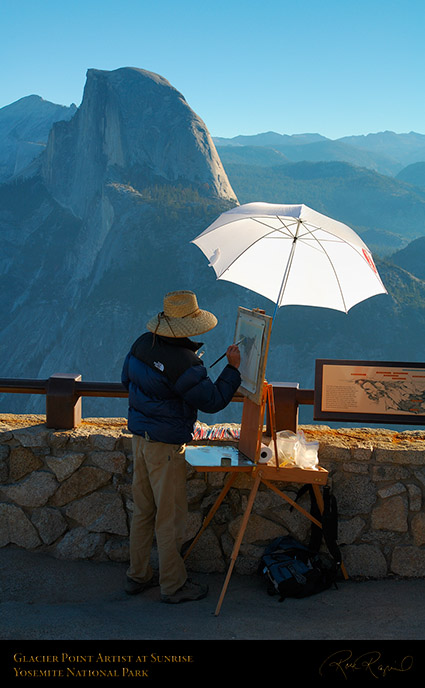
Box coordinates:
[314,359,425,425]
[234,307,272,404]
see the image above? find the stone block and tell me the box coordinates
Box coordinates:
[65,493,128,536]
[233,472,256,490]
[47,430,70,450]
[0,459,7,483]
[371,495,408,532]
[62,428,94,452]
[184,511,203,541]
[0,444,10,482]
[46,453,85,481]
[342,544,388,578]
[228,513,285,545]
[31,507,68,545]
[117,483,133,501]
[372,465,410,481]
[1,471,58,507]
[350,446,373,461]
[342,462,369,474]
[54,527,104,559]
[234,543,264,575]
[185,528,225,573]
[377,482,406,499]
[0,503,41,548]
[318,444,351,462]
[411,513,425,547]
[332,474,377,516]
[375,448,425,465]
[116,435,133,453]
[207,471,226,488]
[253,489,290,514]
[407,483,422,512]
[414,467,425,487]
[89,433,118,451]
[50,467,111,506]
[186,478,207,505]
[0,445,10,460]
[8,446,43,482]
[104,538,130,562]
[391,546,425,577]
[13,425,49,448]
[87,450,126,474]
[337,516,365,545]
[274,506,310,542]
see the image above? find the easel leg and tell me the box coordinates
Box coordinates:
[263,479,322,528]
[312,484,324,512]
[214,469,263,616]
[183,471,239,561]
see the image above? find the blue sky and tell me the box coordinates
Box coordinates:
[1,0,424,139]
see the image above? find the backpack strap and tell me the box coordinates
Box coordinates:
[290,484,341,569]
[321,486,341,567]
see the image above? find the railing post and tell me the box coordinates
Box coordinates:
[267,382,300,433]
[46,374,82,430]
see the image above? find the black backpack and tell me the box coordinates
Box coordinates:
[258,486,341,602]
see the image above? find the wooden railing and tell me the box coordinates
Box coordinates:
[0,374,314,431]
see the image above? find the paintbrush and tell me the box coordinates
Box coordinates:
[209,337,244,368]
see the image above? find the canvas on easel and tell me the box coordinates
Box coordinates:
[234,307,272,405]
[235,307,272,462]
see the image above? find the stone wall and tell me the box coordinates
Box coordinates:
[1,414,425,579]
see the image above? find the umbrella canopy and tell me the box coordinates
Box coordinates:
[192,202,387,314]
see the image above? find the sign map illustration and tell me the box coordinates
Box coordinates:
[321,364,425,416]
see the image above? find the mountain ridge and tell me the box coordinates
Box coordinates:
[218,158,425,256]
[214,130,425,176]
[41,67,237,219]
[0,95,77,183]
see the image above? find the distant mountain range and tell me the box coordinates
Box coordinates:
[390,236,425,281]
[214,130,425,176]
[214,130,425,257]
[1,72,425,427]
[217,157,425,256]
[0,95,77,182]
[396,162,425,189]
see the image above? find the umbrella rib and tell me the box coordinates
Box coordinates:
[299,224,386,291]
[252,216,296,237]
[276,216,298,237]
[274,218,302,316]
[298,224,349,313]
[215,223,292,278]
[296,222,363,248]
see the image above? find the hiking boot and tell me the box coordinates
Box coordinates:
[160,579,209,604]
[125,572,159,595]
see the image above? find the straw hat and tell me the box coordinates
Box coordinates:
[146,291,217,338]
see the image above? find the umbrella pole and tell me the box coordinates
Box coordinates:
[272,220,301,325]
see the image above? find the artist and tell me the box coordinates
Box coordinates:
[121,290,241,603]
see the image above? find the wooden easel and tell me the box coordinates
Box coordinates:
[184,381,347,615]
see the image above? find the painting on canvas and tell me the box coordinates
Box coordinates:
[234,307,272,404]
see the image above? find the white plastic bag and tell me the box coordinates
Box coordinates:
[295,430,319,469]
[275,430,298,466]
[274,429,319,469]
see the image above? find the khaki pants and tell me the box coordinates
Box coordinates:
[127,435,188,596]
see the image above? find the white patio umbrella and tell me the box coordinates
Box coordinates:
[192,202,387,319]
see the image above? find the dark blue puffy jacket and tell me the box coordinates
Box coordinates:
[121,332,241,444]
